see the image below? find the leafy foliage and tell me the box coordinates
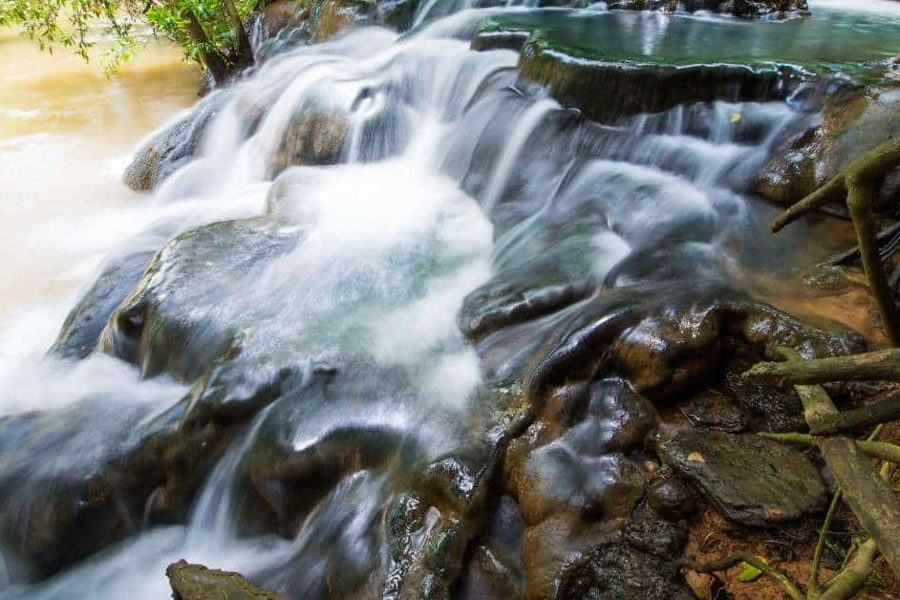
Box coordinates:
[0,0,256,76]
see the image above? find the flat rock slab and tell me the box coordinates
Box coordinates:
[167,560,285,600]
[657,428,826,527]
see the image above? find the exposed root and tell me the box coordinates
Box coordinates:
[776,348,900,578]
[770,137,900,345]
[676,552,805,600]
[680,348,900,599]
[744,349,900,386]
[760,433,900,465]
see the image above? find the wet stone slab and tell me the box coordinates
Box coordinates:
[656,428,827,527]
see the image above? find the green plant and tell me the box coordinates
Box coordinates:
[0,0,256,82]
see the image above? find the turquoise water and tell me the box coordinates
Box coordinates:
[481,2,900,76]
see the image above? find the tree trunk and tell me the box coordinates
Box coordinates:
[222,0,254,67]
[181,9,230,85]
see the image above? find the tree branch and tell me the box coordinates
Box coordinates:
[744,348,900,386]
[777,347,900,577]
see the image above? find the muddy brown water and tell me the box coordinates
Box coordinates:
[0,28,198,358]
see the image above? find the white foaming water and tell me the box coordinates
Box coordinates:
[481,98,558,214]
[0,6,829,598]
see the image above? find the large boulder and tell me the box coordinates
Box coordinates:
[49,247,156,359]
[99,218,301,381]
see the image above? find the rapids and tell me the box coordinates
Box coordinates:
[1,1,899,598]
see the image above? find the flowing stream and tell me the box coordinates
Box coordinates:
[1,2,899,598]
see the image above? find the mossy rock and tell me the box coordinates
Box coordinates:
[517,34,806,123]
[167,560,285,600]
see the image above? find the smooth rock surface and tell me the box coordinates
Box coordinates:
[657,428,827,526]
[167,560,285,600]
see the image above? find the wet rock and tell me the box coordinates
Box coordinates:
[99,218,301,381]
[683,390,748,433]
[167,560,285,600]
[250,470,389,598]
[259,0,309,36]
[517,448,646,524]
[263,0,422,42]
[458,495,526,599]
[720,359,805,432]
[379,0,423,31]
[471,29,530,53]
[504,379,655,526]
[382,493,476,600]
[123,92,227,192]
[309,0,356,41]
[269,105,348,177]
[657,428,826,526]
[512,284,864,403]
[558,542,694,600]
[756,87,900,212]
[648,476,696,521]
[0,397,185,580]
[49,248,156,359]
[624,503,688,558]
[459,245,596,341]
[517,35,807,123]
[607,0,808,18]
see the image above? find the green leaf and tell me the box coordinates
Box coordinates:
[736,558,766,583]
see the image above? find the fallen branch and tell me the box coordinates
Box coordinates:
[812,392,900,434]
[744,348,900,386]
[760,432,900,465]
[777,347,900,577]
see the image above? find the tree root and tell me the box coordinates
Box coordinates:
[679,422,892,599]
[760,432,900,464]
[777,348,900,578]
[770,137,900,344]
[812,393,900,435]
[676,552,805,600]
[743,348,900,386]
[685,348,900,598]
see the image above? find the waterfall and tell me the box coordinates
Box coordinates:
[4,3,889,598]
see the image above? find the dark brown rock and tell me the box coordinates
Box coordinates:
[657,428,826,526]
[648,477,696,521]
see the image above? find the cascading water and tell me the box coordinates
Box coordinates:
[1,2,899,598]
